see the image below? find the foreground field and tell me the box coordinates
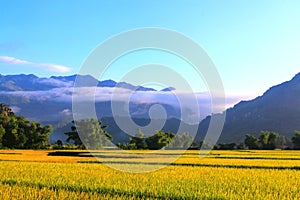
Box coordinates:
[0,150,299,199]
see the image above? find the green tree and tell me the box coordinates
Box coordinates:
[292,130,300,149]
[259,131,279,150]
[244,134,259,149]
[267,132,279,149]
[2,117,27,148]
[128,129,147,149]
[65,119,112,149]
[216,143,237,150]
[237,142,246,150]
[198,140,213,150]
[277,135,288,149]
[168,132,193,149]
[146,131,175,150]
[23,120,52,149]
[0,104,52,149]
[0,124,5,148]
[65,121,82,146]
[259,131,270,149]
[53,140,64,149]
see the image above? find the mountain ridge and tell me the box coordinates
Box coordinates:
[0,73,162,91]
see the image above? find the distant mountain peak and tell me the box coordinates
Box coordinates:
[6,73,38,79]
[50,74,77,80]
[161,87,176,92]
[98,79,117,87]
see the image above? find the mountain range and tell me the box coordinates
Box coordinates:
[0,74,157,91]
[1,72,300,144]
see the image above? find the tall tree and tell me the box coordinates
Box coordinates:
[65,119,112,149]
[292,130,300,149]
[145,131,175,150]
[259,131,270,149]
[23,120,52,149]
[0,124,5,148]
[259,131,279,149]
[267,132,279,149]
[65,121,82,146]
[244,134,259,149]
[2,117,27,148]
[128,129,147,149]
[168,132,193,149]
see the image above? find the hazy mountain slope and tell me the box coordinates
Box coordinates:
[197,72,300,143]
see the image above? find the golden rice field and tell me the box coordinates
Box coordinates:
[0,150,300,199]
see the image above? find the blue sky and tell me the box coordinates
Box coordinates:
[1,0,300,100]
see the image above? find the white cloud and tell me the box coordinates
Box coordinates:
[0,56,30,65]
[39,63,71,73]
[0,56,71,73]
[60,109,72,116]
[0,86,245,108]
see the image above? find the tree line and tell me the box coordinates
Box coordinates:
[116,130,193,150]
[62,124,300,150]
[61,120,194,150]
[213,130,300,150]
